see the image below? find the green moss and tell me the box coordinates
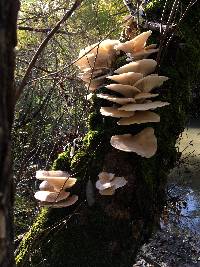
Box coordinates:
[51,149,71,171]
[16,208,49,266]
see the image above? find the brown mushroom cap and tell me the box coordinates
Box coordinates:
[134,75,169,92]
[34,191,70,203]
[40,195,78,208]
[39,181,54,191]
[110,127,157,158]
[114,59,157,76]
[100,107,135,118]
[118,100,170,111]
[117,111,160,125]
[105,84,140,97]
[96,93,136,105]
[114,31,152,53]
[36,170,69,179]
[107,72,143,85]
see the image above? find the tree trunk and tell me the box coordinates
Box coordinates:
[0,0,19,266]
[15,1,200,267]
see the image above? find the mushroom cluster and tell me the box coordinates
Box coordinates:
[97,31,170,158]
[75,31,170,158]
[34,170,78,208]
[75,39,120,91]
[96,172,127,195]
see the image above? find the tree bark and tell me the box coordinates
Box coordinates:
[0,0,19,266]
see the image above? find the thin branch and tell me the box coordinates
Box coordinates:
[16,0,84,102]
[18,26,76,35]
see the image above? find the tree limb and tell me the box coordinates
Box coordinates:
[18,26,76,35]
[16,0,84,102]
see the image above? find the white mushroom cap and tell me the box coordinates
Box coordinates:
[39,181,54,191]
[75,39,120,70]
[105,84,141,97]
[134,75,169,92]
[36,170,69,179]
[115,31,152,53]
[107,72,143,85]
[134,92,159,101]
[114,59,157,76]
[44,177,77,191]
[40,195,78,208]
[117,111,160,125]
[100,107,135,118]
[110,127,157,158]
[132,48,159,60]
[96,176,127,190]
[118,100,170,111]
[34,191,70,203]
[98,172,115,182]
[96,93,136,105]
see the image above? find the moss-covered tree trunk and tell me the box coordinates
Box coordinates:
[16,2,200,267]
[0,0,19,266]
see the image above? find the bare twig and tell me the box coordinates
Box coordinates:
[16,0,84,101]
[18,26,76,35]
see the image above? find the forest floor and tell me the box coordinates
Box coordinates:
[133,120,200,267]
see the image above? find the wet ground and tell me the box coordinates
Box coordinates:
[134,119,200,267]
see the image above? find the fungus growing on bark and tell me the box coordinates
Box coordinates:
[115,31,152,53]
[35,170,78,208]
[100,107,135,118]
[110,128,157,158]
[75,39,122,91]
[114,59,157,75]
[96,93,136,105]
[40,195,79,208]
[34,191,70,203]
[105,84,140,97]
[118,100,170,111]
[117,111,160,125]
[134,75,169,92]
[107,72,143,85]
[96,172,127,195]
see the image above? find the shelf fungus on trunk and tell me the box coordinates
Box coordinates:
[110,128,157,158]
[75,39,120,91]
[96,172,127,195]
[96,31,169,158]
[34,170,78,208]
[114,59,157,75]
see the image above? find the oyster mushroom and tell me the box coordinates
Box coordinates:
[107,72,143,85]
[96,93,136,105]
[117,111,160,125]
[40,195,78,208]
[105,84,140,97]
[118,100,170,111]
[110,127,157,158]
[114,59,157,76]
[115,31,152,53]
[100,107,135,118]
[34,191,70,203]
[134,75,169,92]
